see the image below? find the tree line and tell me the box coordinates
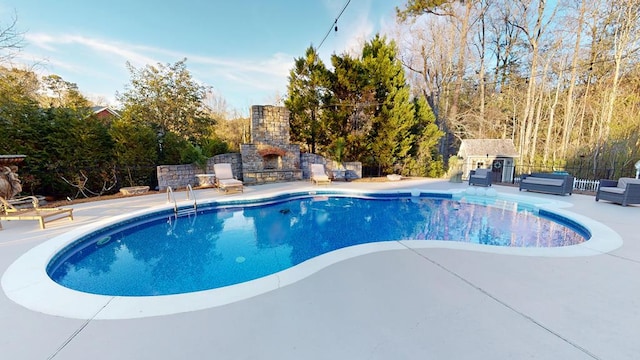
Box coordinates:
[395,0,640,178]
[0,62,242,198]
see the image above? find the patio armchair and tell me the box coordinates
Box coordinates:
[595,177,640,206]
[0,195,73,229]
[310,164,331,185]
[213,163,243,193]
[468,168,492,187]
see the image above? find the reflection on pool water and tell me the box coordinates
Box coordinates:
[47,195,588,296]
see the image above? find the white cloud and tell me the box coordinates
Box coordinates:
[18,31,296,111]
[340,12,376,56]
[26,33,158,66]
[186,52,292,78]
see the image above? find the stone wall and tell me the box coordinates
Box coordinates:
[243,170,303,185]
[157,153,242,191]
[340,162,362,180]
[251,105,290,145]
[156,164,199,191]
[157,153,361,189]
[300,153,362,180]
[207,153,242,179]
[300,153,326,179]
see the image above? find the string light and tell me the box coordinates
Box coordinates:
[318,0,351,51]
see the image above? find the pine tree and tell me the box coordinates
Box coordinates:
[362,35,418,174]
[285,46,331,153]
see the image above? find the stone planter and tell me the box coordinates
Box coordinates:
[119,186,150,196]
[195,174,216,187]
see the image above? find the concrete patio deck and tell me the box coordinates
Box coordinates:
[1,179,638,359]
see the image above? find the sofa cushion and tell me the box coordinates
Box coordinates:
[600,186,625,194]
[473,168,490,176]
[617,177,640,189]
[522,177,564,186]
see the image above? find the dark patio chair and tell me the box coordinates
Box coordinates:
[469,168,492,187]
[595,177,640,206]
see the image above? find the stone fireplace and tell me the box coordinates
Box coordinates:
[240,105,302,184]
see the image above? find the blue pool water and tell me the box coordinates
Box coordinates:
[47,194,588,296]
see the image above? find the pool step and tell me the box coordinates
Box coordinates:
[176,208,197,217]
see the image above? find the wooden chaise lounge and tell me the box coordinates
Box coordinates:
[310,164,331,185]
[0,196,73,229]
[213,163,244,193]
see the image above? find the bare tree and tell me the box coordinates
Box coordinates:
[597,0,639,144]
[397,17,453,126]
[397,0,479,160]
[559,0,588,158]
[471,0,493,137]
[508,0,558,164]
[0,12,25,64]
[390,0,640,175]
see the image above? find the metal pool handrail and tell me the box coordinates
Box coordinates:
[186,184,197,211]
[166,186,178,213]
[166,185,198,215]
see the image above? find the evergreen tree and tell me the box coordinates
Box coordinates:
[284,36,444,176]
[44,107,116,197]
[109,118,158,187]
[326,53,375,161]
[405,96,445,177]
[285,46,331,153]
[362,35,418,174]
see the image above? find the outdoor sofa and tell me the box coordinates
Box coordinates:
[595,177,640,206]
[468,168,492,187]
[519,172,574,196]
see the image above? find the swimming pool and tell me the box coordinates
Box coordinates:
[1,187,622,319]
[46,193,588,296]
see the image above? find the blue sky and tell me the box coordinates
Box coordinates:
[3,0,402,115]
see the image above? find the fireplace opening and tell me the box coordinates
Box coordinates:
[262,155,282,170]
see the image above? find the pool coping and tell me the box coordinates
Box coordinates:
[1,187,622,320]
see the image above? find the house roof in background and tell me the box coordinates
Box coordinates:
[91,106,121,118]
[458,139,520,158]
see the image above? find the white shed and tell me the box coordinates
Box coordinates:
[457,139,519,183]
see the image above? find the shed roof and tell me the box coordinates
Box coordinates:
[458,139,519,158]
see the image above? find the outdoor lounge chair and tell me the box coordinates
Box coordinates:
[310,164,331,185]
[0,195,73,229]
[519,172,574,195]
[595,177,640,206]
[468,168,492,187]
[213,163,243,193]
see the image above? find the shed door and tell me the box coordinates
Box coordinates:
[492,159,504,182]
